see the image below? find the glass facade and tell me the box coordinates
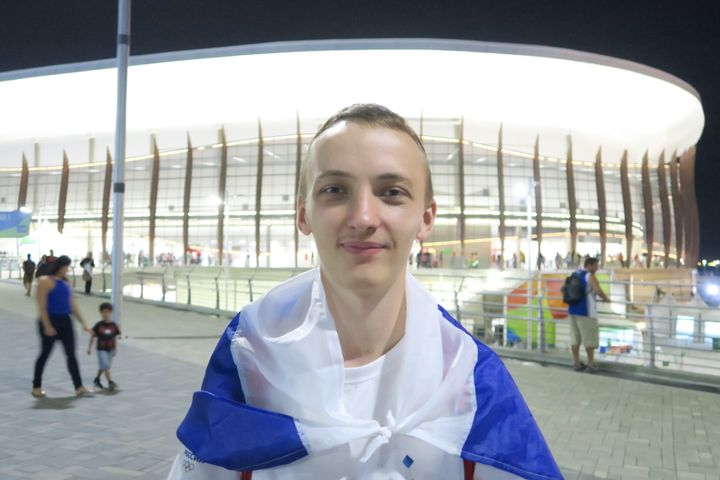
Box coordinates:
[0,121,687,269]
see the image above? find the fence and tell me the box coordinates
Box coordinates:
[2,259,718,377]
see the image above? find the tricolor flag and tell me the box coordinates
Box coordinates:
[168,270,563,480]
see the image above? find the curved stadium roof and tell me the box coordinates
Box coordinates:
[0,38,704,167]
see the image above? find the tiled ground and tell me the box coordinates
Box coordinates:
[1,280,719,479]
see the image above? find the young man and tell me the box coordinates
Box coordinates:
[168,105,562,479]
[568,257,611,373]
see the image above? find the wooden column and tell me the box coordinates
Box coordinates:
[294,114,301,268]
[657,151,672,268]
[217,128,228,266]
[595,148,607,267]
[148,137,160,266]
[679,148,700,265]
[18,154,29,208]
[620,150,633,267]
[497,125,506,269]
[458,118,466,257]
[255,121,264,267]
[57,152,70,234]
[532,136,543,253]
[689,147,700,263]
[101,149,113,256]
[669,152,684,266]
[566,136,578,256]
[641,151,654,268]
[182,135,193,265]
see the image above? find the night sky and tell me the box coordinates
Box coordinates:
[3,0,719,258]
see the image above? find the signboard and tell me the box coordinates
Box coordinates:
[0,210,31,238]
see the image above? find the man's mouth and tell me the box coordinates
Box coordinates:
[340,241,387,257]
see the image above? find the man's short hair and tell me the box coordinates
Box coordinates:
[99,302,113,312]
[298,104,434,204]
[584,257,599,268]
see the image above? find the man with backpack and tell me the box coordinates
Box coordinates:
[563,257,610,373]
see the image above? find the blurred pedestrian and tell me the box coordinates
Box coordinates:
[32,255,92,398]
[80,252,95,295]
[35,255,49,278]
[22,254,36,296]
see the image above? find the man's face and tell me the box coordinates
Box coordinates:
[587,262,599,273]
[297,121,436,291]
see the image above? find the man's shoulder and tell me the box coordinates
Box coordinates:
[240,269,317,335]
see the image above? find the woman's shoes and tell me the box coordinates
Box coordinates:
[31,388,47,398]
[75,386,93,397]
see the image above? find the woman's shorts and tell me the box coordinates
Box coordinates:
[569,315,599,348]
[97,350,115,370]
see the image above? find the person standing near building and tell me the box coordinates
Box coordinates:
[167,104,561,479]
[22,254,36,296]
[32,255,92,398]
[568,257,611,373]
[35,255,48,278]
[80,252,95,295]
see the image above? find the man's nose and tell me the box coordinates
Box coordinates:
[347,189,380,231]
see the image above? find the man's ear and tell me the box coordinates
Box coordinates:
[296,196,312,235]
[416,199,437,241]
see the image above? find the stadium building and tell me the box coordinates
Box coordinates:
[0,39,705,269]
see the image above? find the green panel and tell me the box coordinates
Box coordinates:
[506,298,557,347]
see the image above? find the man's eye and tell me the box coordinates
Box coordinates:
[383,187,406,197]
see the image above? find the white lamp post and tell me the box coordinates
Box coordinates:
[514,178,535,350]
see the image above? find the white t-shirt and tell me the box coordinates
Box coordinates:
[342,337,405,422]
[251,337,467,480]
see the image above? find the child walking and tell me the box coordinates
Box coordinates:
[87,302,121,391]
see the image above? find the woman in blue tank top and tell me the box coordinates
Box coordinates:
[32,255,92,398]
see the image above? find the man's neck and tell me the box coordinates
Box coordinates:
[321,269,407,368]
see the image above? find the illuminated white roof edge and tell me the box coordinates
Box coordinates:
[0,37,701,100]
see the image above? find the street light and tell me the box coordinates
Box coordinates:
[514,177,537,351]
[512,178,534,274]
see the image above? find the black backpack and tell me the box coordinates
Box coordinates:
[561,272,585,305]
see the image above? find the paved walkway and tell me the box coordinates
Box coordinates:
[0,280,719,479]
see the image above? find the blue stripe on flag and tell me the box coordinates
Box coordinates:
[177,313,309,471]
[438,306,564,480]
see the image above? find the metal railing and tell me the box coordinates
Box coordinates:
[3,260,718,377]
[0,257,20,279]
